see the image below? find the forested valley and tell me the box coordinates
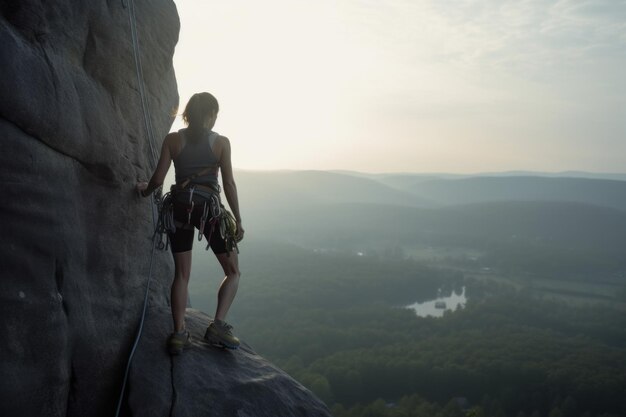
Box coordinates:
[187,172,626,417]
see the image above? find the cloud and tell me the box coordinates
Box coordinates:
[419,0,626,76]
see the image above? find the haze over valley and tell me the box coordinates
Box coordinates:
[185,170,626,417]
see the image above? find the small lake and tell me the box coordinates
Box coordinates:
[406,286,467,318]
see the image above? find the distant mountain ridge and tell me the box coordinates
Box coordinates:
[234,169,433,209]
[235,169,626,211]
[332,169,626,182]
[233,170,626,276]
[405,176,626,210]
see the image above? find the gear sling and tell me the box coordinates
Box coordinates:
[155,166,240,255]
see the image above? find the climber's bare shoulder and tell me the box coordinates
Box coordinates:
[164,131,183,159]
[212,135,230,163]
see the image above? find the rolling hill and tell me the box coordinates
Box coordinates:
[227,170,626,278]
[235,170,626,211]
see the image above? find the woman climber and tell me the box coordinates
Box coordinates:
[136,92,244,353]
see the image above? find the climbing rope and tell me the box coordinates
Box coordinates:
[126,0,159,165]
[113,201,159,417]
[114,0,162,415]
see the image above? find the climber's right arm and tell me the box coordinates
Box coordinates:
[137,133,175,197]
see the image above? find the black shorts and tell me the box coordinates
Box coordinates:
[168,198,227,254]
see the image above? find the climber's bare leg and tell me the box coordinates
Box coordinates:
[214,250,240,322]
[172,250,192,332]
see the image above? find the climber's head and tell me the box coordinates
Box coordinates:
[183,92,219,131]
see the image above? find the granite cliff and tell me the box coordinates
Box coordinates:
[0,1,331,416]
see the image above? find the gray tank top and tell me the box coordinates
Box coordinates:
[173,128,220,188]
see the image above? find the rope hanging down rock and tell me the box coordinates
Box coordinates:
[114,0,162,415]
[126,0,159,165]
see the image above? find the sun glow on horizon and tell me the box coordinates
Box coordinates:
[172,0,626,174]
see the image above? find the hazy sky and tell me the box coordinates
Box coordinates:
[171,0,626,173]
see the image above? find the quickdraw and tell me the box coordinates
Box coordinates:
[198,192,221,251]
[220,208,240,255]
[186,185,196,224]
[154,191,174,251]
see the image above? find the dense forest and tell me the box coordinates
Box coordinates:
[189,240,626,417]
[185,173,626,416]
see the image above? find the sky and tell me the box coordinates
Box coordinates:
[171,0,626,174]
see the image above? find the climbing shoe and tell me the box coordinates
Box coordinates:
[204,320,240,350]
[167,330,192,355]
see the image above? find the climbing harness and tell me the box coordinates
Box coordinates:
[154,177,239,254]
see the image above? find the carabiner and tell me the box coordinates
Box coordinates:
[186,186,196,224]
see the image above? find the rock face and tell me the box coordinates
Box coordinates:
[129,309,331,417]
[0,1,331,416]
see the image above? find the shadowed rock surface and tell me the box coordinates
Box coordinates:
[0,1,332,416]
[129,309,331,417]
